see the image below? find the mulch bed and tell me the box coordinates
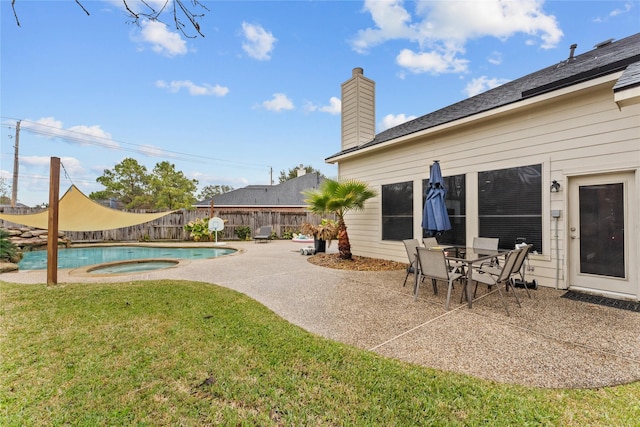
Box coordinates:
[307,253,407,271]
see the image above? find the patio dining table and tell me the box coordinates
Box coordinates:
[428,245,508,309]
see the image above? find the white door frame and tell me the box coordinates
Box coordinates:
[567,170,638,300]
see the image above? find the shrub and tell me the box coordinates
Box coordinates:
[184,218,212,242]
[281,230,296,240]
[0,230,22,263]
[300,219,338,246]
[235,225,251,241]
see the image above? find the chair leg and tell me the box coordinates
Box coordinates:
[506,280,522,308]
[521,282,532,298]
[445,279,455,311]
[431,278,438,295]
[519,274,532,298]
[495,285,510,316]
[403,260,415,287]
[414,273,421,301]
[403,270,410,287]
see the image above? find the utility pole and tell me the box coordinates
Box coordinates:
[11,120,20,207]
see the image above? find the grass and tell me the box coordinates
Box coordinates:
[1,280,638,426]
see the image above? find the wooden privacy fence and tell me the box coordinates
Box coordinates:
[0,207,327,242]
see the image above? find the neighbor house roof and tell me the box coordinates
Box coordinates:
[194,172,325,208]
[327,32,640,161]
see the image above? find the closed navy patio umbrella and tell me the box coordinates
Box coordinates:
[422,160,452,234]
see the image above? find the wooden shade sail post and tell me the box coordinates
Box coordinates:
[47,157,60,285]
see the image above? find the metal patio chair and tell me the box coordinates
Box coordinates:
[477,244,534,298]
[414,247,463,310]
[422,236,438,248]
[254,226,272,243]
[402,239,421,287]
[470,248,522,315]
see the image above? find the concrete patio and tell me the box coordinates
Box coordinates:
[2,240,639,389]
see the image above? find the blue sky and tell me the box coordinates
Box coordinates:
[1,0,638,206]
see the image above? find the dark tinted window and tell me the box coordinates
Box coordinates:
[382,181,413,241]
[478,164,542,252]
[422,174,465,246]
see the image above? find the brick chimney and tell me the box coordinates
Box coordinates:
[341,67,375,151]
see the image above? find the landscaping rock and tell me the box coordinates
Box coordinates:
[0,262,19,273]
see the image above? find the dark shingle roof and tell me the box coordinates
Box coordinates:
[194,172,325,207]
[327,32,640,160]
[613,60,640,92]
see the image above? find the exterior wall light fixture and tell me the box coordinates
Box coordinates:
[550,180,560,193]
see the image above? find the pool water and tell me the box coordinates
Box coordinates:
[88,260,179,274]
[18,246,236,270]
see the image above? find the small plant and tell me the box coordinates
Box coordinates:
[281,229,296,240]
[235,225,251,241]
[0,230,22,263]
[301,219,338,247]
[184,218,212,242]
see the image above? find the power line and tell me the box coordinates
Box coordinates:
[0,116,270,169]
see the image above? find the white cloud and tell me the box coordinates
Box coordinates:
[396,48,469,74]
[351,0,416,54]
[136,20,187,57]
[241,22,277,60]
[138,144,177,159]
[610,1,634,17]
[156,80,229,96]
[305,97,342,114]
[21,117,117,149]
[262,93,294,112]
[464,76,511,97]
[379,113,417,131]
[488,51,503,65]
[352,0,563,75]
[21,156,52,168]
[319,97,342,114]
[594,1,634,22]
[18,154,85,186]
[57,157,85,176]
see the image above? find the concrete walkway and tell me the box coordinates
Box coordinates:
[2,240,639,389]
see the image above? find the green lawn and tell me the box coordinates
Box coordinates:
[1,280,638,426]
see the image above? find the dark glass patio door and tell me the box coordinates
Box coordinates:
[578,183,625,277]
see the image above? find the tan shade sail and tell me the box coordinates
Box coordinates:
[0,185,177,231]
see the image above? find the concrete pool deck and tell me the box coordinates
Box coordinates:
[2,240,639,389]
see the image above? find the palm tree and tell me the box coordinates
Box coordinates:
[303,179,377,260]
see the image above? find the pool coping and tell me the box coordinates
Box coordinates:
[68,258,188,277]
[21,242,243,278]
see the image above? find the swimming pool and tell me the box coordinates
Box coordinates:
[18,246,237,271]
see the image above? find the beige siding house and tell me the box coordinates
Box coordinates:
[326,33,640,301]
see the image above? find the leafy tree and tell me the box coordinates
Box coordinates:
[0,177,10,205]
[303,179,377,260]
[198,184,234,201]
[279,165,323,183]
[149,161,198,210]
[91,158,152,209]
[10,0,208,38]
